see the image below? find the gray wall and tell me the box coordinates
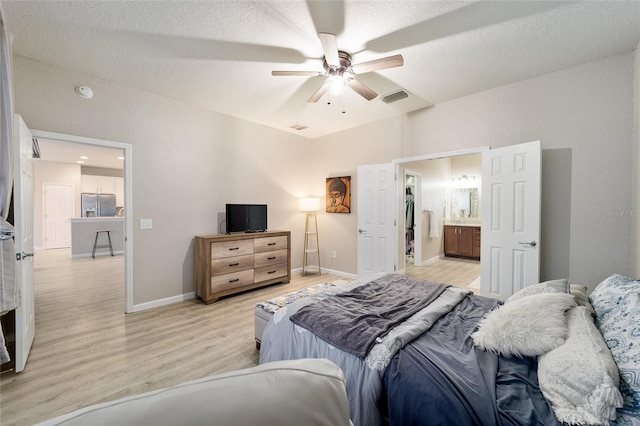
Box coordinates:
[13,49,639,306]
[14,55,313,306]
[312,52,636,292]
[633,43,640,278]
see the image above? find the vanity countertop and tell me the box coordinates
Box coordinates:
[444,222,481,227]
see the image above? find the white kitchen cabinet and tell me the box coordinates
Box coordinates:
[81,175,117,194]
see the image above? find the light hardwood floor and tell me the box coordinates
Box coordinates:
[405,256,480,290]
[0,249,478,425]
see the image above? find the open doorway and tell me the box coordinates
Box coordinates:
[404,171,419,266]
[396,148,484,289]
[30,129,133,312]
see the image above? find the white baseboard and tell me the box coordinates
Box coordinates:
[320,268,357,280]
[131,291,196,313]
[130,267,355,314]
[70,250,125,258]
[291,267,356,280]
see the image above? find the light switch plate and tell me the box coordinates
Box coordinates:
[140,218,152,229]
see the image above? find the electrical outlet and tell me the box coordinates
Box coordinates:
[331,251,337,259]
[140,218,153,229]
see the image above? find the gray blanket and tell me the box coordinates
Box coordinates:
[289,273,448,358]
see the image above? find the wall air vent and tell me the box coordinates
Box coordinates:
[380,89,410,104]
[289,124,308,131]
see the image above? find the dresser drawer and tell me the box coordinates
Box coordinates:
[211,254,254,276]
[254,235,288,253]
[211,269,254,293]
[254,262,288,282]
[254,249,288,268]
[211,240,254,259]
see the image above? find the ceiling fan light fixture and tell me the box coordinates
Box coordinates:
[328,75,346,96]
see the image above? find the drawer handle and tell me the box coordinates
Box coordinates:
[229,262,239,266]
[268,242,276,246]
[229,278,240,283]
[267,270,276,274]
[229,247,240,251]
[267,256,276,260]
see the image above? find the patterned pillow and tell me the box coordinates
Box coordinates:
[590,274,640,418]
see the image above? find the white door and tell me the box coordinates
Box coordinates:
[43,183,74,249]
[357,163,397,278]
[14,114,35,372]
[481,140,541,300]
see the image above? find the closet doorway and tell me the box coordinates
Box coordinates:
[404,171,420,266]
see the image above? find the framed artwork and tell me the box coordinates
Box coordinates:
[326,176,351,213]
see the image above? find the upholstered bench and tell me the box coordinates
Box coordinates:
[254,281,347,349]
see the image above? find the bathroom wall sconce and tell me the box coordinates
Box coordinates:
[451,174,476,181]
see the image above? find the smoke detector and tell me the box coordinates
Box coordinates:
[75,85,94,99]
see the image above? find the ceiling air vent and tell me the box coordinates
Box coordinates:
[380,89,410,104]
[32,138,41,158]
[289,124,308,131]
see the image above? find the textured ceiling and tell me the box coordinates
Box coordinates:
[4,1,640,139]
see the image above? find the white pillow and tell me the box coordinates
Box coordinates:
[506,278,569,303]
[538,306,623,425]
[472,293,576,357]
[569,284,596,317]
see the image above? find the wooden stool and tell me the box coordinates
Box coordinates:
[92,230,114,258]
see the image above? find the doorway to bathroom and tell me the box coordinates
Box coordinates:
[398,151,482,290]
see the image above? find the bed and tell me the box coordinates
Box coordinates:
[258,272,640,426]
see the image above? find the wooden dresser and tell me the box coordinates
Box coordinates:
[194,231,291,304]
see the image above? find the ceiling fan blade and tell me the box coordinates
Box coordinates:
[351,54,404,74]
[347,79,377,101]
[318,32,340,67]
[308,83,328,103]
[272,71,323,76]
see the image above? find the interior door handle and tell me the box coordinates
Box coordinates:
[518,240,537,247]
[358,229,366,234]
[16,252,34,261]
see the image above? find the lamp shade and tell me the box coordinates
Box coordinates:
[299,197,320,212]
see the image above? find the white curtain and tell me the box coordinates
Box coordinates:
[0,2,17,364]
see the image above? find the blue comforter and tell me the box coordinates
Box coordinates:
[260,274,559,426]
[383,294,559,426]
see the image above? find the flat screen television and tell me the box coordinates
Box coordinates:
[225,204,267,233]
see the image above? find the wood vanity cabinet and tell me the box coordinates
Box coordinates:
[472,227,481,259]
[444,225,480,260]
[194,231,291,304]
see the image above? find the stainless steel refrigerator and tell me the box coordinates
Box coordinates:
[81,193,117,217]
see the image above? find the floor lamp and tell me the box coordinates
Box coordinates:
[300,197,321,275]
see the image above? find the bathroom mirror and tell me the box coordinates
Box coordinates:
[451,188,479,218]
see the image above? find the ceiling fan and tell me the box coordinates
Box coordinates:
[272,33,403,103]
